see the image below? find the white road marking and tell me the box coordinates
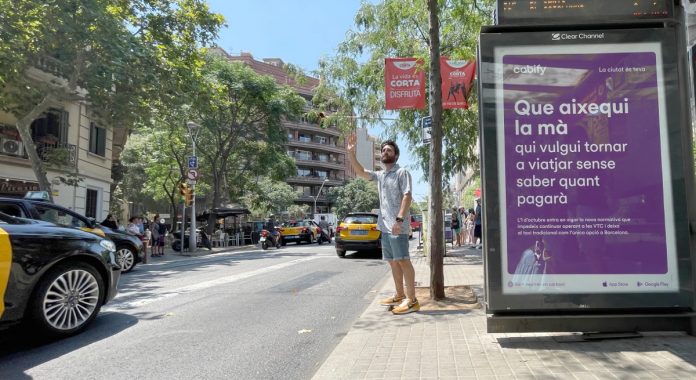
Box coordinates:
[104,256,322,311]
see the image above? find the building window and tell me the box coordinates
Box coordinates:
[298,133,312,143]
[296,150,311,161]
[85,189,98,219]
[295,185,312,196]
[316,170,328,179]
[89,123,106,156]
[297,168,312,177]
[31,109,68,145]
[317,153,328,162]
[315,136,327,144]
[287,132,294,140]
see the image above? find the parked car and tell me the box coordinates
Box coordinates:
[410,215,422,231]
[0,196,144,272]
[334,212,382,258]
[278,219,320,245]
[0,212,120,337]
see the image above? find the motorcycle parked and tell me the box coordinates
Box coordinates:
[172,229,212,251]
[259,228,281,250]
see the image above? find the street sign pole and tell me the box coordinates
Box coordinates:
[189,144,197,253]
[186,122,200,254]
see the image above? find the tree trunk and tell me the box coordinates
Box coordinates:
[15,96,54,201]
[428,0,445,300]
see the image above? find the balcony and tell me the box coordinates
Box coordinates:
[34,55,66,78]
[287,176,344,186]
[296,194,330,203]
[38,142,78,167]
[286,138,346,155]
[0,139,76,167]
[283,119,341,137]
[292,157,345,171]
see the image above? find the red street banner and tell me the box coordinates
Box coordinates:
[440,57,476,109]
[384,58,426,110]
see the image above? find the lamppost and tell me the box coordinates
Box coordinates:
[186,121,200,252]
[313,178,329,216]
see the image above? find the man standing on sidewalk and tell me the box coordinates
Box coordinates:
[347,133,419,314]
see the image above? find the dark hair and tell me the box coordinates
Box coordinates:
[380,140,399,156]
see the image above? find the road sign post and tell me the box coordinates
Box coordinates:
[421,116,432,144]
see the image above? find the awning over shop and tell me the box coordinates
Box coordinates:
[199,204,251,220]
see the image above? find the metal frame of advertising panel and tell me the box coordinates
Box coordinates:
[478,25,695,331]
[497,0,674,26]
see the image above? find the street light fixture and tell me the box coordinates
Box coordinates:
[186,121,201,253]
[313,178,329,216]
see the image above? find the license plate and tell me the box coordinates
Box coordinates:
[285,235,298,239]
[259,237,266,242]
[351,230,368,235]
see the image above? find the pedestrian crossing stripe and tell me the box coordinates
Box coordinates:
[0,228,11,318]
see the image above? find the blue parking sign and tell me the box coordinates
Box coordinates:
[188,156,198,169]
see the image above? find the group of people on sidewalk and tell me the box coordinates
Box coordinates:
[450,200,483,249]
[102,213,169,258]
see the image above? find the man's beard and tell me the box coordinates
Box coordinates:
[382,155,396,164]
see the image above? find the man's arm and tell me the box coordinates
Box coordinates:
[391,192,412,235]
[346,133,372,180]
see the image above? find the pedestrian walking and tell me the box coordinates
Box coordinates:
[474,198,483,249]
[347,133,419,314]
[451,207,461,247]
[150,214,163,257]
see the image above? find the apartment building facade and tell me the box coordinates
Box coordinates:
[0,61,114,220]
[222,49,352,214]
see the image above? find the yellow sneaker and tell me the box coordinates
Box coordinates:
[392,298,420,314]
[379,295,406,306]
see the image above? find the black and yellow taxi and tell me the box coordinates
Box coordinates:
[334,212,381,258]
[0,193,144,272]
[0,212,120,337]
[278,219,321,245]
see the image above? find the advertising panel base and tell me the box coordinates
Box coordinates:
[487,312,696,334]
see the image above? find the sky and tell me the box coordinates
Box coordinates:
[207,0,430,201]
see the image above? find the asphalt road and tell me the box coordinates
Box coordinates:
[0,243,389,380]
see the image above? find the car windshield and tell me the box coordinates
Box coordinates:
[344,215,378,224]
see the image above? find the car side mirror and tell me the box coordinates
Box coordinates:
[87,217,97,228]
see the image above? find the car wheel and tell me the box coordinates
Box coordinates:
[336,249,346,258]
[30,262,104,337]
[116,246,137,273]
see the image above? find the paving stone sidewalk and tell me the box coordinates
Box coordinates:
[313,245,696,380]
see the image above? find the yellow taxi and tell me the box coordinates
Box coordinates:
[278,219,320,245]
[335,212,381,258]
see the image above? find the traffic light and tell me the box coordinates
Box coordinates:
[185,187,194,206]
[178,182,188,204]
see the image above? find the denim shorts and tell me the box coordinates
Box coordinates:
[381,232,410,261]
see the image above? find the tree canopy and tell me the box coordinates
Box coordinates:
[0,0,224,195]
[328,178,379,218]
[314,0,494,184]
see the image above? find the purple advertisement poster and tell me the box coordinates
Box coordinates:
[495,43,677,294]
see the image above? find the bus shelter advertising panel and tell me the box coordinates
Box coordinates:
[479,27,693,312]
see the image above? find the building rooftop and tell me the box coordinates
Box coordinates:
[213,48,320,97]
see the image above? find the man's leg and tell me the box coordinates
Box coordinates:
[379,232,406,305]
[397,259,416,301]
[390,234,420,314]
[389,261,405,297]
